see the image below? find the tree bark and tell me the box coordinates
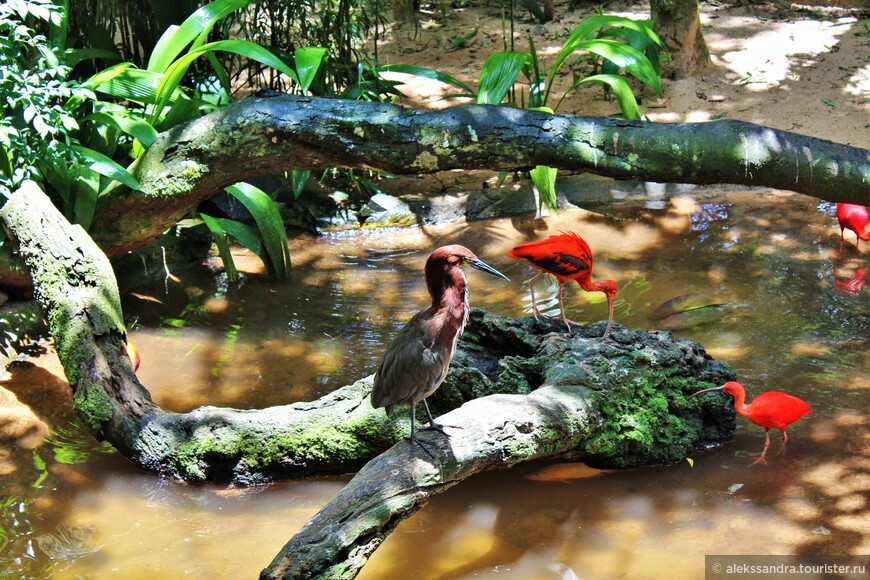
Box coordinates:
[1,181,736,487]
[650,0,713,78]
[89,95,870,256]
[261,366,733,579]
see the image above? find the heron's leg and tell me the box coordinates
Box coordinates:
[421,399,449,437]
[407,402,436,458]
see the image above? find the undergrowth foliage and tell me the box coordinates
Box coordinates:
[0,0,92,201]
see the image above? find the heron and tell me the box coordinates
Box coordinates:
[371,245,509,454]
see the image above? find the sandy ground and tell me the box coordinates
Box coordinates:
[375,0,869,152]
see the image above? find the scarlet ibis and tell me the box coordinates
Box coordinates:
[689,381,812,457]
[835,268,868,296]
[836,203,870,249]
[506,231,618,336]
[371,245,509,454]
[125,341,140,372]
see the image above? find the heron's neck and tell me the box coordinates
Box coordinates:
[430,268,470,338]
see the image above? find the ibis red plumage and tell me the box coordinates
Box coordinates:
[690,381,812,458]
[506,231,618,336]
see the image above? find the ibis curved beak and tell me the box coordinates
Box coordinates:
[687,385,725,399]
[604,296,615,338]
[468,258,510,282]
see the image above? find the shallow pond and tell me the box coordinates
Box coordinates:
[2,186,869,578]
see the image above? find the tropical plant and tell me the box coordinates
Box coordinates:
[77,0,327,277]
[0,0,134,227]
[380,14,665,212]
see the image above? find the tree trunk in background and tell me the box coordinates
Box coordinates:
[650,0,712,78]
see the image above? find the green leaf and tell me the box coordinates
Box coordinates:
[148,0,254,73]
[378,64,476,96]
[295,47,328,94]
[153,40,300,122]
[89,66,162,104]
[65,47,121,68]
[477,52,529,105]
[82,111,159,146]
[530,165,558,213]
[225,182,291,279]
[72,170,100,229]
[199,213,239,282]
[71,145,141,191]
[572,74,642,119]
[547,14,664,101]
[580,39,661,95]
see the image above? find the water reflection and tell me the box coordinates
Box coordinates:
[2,188,870,577]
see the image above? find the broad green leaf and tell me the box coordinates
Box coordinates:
[73,171,99,229]
[295,47,328,94]
[90,67,162,104]
[530,165,558,213]
[199,213,239,282]
[477,52,529,105]
[83,112,159,146]
[225,182,291,279]
[71,145,141,190]
[65,47,121,68]
[290,169,311,199]
[378,64,476,96]
[208,216,264,258]
[547,15,664,100]
[579,39,661,95]
[571,74,642,119]
[153,40,300,122]
[148,0,254,72]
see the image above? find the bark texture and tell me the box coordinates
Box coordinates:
[90,95,870,255]
[260,314,735,578]
[2,182,735,488]
[651,0,713,78]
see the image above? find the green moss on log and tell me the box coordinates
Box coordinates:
[73,382,113,432]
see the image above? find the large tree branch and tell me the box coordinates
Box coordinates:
[1,182,735,488]
[91,95,870,255]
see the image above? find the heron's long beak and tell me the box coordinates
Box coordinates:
[468,258,510,281]
[687,385,725,399]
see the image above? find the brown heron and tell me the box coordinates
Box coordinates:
[371,245,509,453]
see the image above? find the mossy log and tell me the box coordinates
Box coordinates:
[3,182,739,576]
[90,94,870,255]
[1,182,735,489]
[261,312,737,578]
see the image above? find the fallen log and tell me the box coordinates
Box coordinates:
[3,181,737,577]
[1,181,735,491]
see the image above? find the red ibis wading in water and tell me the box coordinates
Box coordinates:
[506,231,618,336]
[837,203,870,249]
[371,245,509,454]
[689,381,812,458]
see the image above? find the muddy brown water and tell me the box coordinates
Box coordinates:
[2,189,869,578]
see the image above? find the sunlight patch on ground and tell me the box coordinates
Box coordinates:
[705,16,858,90]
